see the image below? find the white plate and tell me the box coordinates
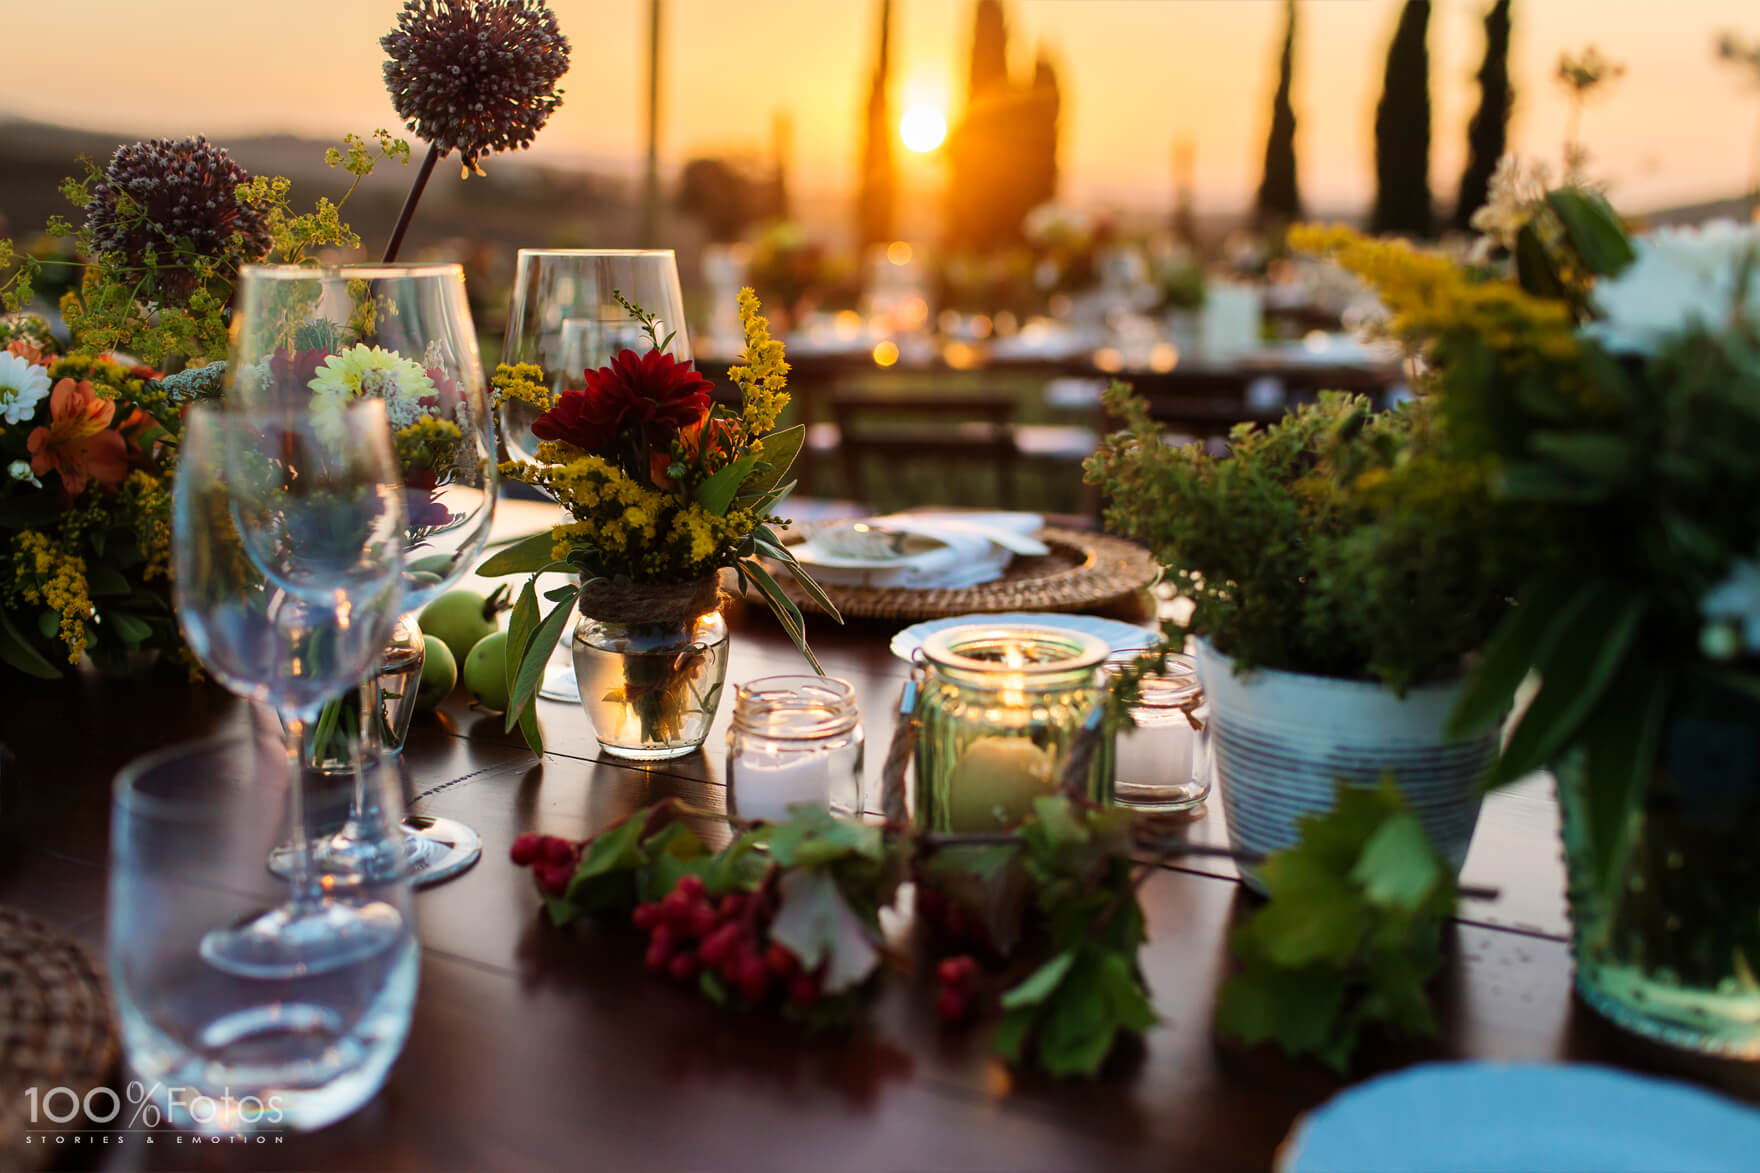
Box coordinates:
[889,612,1158,663]
[1282,1062,1760,1172]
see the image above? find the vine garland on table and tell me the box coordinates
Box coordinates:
[509,673,1461,1079]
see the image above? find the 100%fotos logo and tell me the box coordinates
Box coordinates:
[24,1080,287,1138]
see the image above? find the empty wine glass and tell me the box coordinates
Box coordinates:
[228,263,498,883]
[500,250,692,702]
[172,401,407,977]
[110,734,418,1133]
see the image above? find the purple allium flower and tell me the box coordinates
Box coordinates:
[85,136,272,294]
[381,0,571,173]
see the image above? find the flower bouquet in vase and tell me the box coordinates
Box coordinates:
[487,288,837,759]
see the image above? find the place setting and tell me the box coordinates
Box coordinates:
[5,0,1760,1169]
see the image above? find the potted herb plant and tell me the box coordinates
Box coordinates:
[1086,386,1526,885]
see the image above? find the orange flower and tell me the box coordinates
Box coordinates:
[27,378,128,495]
[5,340,44,365]
[648,412,738,490]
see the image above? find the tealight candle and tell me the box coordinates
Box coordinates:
[912,625,1113,831]
[727,676,864,822]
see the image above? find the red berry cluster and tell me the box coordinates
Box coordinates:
[631,875,826,1007]
[510,832,579,896]
[916,885,992,954]
[935,954,980,1025]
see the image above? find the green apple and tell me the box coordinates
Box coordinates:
[463,630,511,712]
[414,635,457,713]
[420,587,505,667]
[943,737,1057,831]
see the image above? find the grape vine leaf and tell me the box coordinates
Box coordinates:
[770,868,881,994]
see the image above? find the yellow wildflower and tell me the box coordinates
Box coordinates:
[491,362,554,412]
[727,287,791,438]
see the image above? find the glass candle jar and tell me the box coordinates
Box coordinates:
[1112,652,1210,813]
[726,676,864,822]
[913,625,1113,832]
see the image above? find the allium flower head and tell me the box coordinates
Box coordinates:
[85,137,272,294]
[381,0,571,174]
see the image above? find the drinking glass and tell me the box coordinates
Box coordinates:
[228,263,498,883]
[172,402,407,977]
[110,734,418,1134]
[500,250,692,702]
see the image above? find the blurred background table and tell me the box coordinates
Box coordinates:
[0,498,1745,1173]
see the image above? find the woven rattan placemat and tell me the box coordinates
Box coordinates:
[776,527,1159,621]
[0,907,118,1169]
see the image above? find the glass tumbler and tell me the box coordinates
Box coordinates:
[726,676,864,821]
[108,735,419,1135]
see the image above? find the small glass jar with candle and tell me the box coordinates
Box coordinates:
[726,676,864,822]
[1111,652,1210,813]
[913,625,1114,832]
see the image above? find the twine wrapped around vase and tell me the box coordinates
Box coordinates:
[577,577,725,628]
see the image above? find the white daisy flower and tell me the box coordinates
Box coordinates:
[0,351,52,426]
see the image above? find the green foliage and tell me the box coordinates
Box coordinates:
[1086,384,1520,691]
[0,132,407,368]
[1214,781,1455,1071]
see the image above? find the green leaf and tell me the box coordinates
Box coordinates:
[740,424,805,496]
[102,610,153,647]
[476,530,555,577]
[993,1008,1034,1064]
[1350,812,1442,912]
[763,808,885,867]
[737,557,824,673]
[696,453,763,517]
[1215,964,1349,1060]
[87,562,131,597]
[563,814,651,914]
[1245,852,1366,967]
[1577,667,1671,926]
[1449,572,1579,738]
[1513,221,1566,300]
[1527,431,1632,483]
[755,540,844,624]
[0,608,60,679]
[505,579,540,695]
[505,588,578,733]
[1000,949,1076,1010]
[1493,580,1647,785]
[1546,188,1636,277]
[517,695,544,754]
[770,868,881,994]
[1494,460,1610,502]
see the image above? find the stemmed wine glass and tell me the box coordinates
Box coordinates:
[228,263,499,884]
[171,401,408,977]
[499,250,693,703]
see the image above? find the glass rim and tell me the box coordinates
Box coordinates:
[238,262,465,281]
[732,675,858,737]
[514,248,676,260]
[113,733,277,820]
[921,625,1110,676]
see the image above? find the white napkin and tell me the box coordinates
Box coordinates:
[794,512,1045,589]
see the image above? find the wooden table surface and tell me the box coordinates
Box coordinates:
[2,500,1753,1172]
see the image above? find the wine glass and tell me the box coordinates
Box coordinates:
[171,402,407,978]
[228,263,498,884]
[499,250,692,702]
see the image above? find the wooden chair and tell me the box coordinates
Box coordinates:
[830,390,1020,510]
[1101,368,1268,444]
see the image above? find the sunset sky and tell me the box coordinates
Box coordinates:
[7,0,1758,222]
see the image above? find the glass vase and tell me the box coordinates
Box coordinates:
[1558,673,1760,1057]
[301,612,426,773]
[571,588,729,761]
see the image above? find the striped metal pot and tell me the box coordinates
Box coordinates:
[1192,639,1494,893]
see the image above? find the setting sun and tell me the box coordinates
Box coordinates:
[899,105,947,153]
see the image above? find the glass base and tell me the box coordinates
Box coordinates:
[539,664,580,703]
[1114,779,1209,813]
[199,901,404,980]
[1575,960,1760,1059]
[402,815,481,885]
[596,739,706,762]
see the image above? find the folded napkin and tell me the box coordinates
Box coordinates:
[794,512,1046,589]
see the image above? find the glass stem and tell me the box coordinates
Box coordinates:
[278,712,326,914]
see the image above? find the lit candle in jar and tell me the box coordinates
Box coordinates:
[730,749,832,822]
[726,675,865,822]
[946,735,1056,830]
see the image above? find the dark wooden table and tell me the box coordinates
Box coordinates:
[2,506,1750,1171]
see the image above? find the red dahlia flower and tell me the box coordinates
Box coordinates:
[531,348,712,458]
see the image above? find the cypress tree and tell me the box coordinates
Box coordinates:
[1255,0,1302,227]
[1453,0,1512,230]
[1371,0,1434,237]
[856,0,895,247]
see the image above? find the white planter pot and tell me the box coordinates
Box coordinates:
[1192,639,1494,892]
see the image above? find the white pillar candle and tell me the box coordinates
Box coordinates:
[730,749,832,822]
